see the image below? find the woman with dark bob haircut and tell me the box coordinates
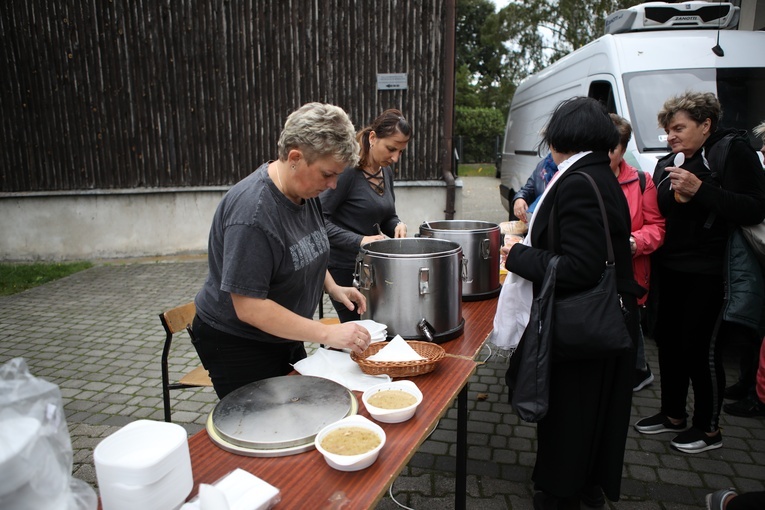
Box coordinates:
[501,97,641,509]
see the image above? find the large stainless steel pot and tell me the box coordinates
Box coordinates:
[354,238,465,343]
[418,220,501,301]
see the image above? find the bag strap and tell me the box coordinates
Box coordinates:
[704,131,749,230]
[637,169,646,194]
[548,171,615,264]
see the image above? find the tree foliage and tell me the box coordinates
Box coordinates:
[496,0,645,82]
[454,0,646,162]
[454,106,506,163]
[456,0,515,113]
[456,0,646,110]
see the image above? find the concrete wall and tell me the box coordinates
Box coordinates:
[0,181,464,261]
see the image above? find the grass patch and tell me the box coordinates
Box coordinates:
[0,261,93,296]
[458,163,497,177]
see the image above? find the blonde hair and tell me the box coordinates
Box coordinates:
[277,103,360,167]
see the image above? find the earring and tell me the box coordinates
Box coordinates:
[291,165,295,170]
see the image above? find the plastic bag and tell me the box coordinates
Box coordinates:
[0,357,97,510]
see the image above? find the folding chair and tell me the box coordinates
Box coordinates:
[159,301,212,422]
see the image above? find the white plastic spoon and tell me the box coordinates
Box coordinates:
[673,152,689,202]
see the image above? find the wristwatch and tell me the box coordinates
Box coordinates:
[629,237,637,253]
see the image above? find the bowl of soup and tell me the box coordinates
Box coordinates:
[362,380,423,424]
[314,415,386,472]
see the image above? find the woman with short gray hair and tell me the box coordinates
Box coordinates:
[635,92,765,454]
[192,102,372,399]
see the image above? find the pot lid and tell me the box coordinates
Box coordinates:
[208,375,356,456]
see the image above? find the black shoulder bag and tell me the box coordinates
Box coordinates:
[505,256,557,422]
[548,172,633,359]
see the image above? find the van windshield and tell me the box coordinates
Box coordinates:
[624,68,765,152]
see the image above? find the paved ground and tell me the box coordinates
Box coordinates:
[2,176,764,509]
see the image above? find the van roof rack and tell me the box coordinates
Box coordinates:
[605,1,739,34]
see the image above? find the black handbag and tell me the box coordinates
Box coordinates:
[505,256,557,422]
[548,171,633,359]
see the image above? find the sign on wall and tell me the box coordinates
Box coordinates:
[376,73,408,90]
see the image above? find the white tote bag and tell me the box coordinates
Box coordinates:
[488,158,575,351]
[489,234,533,350]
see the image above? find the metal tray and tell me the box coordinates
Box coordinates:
[207,375,357,457]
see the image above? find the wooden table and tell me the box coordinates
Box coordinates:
[184,298,498,509]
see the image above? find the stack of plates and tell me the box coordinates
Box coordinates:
[350,320,388,343]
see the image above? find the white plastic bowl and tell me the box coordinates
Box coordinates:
[362,380,423,424]
[314,415,386,472]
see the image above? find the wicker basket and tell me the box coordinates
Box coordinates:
[351,341,445,377]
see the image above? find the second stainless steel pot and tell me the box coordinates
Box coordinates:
[354,238,465,343]
[418,220,501,300]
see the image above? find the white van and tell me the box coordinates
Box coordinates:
[498,1,765,217]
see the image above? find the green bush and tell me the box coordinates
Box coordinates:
[455,106,505,163]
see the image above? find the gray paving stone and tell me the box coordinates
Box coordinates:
[417,439,449,456]
[657,467,704,487]
[2,246,764,509]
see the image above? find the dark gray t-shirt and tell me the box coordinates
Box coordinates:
[319,166,400,269]
[195,163,329,342]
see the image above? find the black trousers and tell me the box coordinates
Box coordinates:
[191,315,306,399]
[654,266,725,432]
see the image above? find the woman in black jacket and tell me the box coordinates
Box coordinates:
[634,92,765,453]
[502,97,639,509]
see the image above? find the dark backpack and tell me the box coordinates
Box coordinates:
[707,130,750,181]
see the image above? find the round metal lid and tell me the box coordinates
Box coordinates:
[209,375,356,454]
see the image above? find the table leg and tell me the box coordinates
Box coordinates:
[455,385,468,510]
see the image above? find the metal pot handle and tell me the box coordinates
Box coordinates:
[461,258,471,283]
[419,267,430,294]
[417,318,435,343]
[354,258,374,290]
[481,238,491,259]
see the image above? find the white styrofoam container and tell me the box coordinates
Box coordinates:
[95,420,192,510]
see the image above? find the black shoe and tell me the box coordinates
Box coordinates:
[724,381,749,400]
[533,491,560,510]
[670,427,722,454]
[633,365,654,392]
[579,485,605,508]
[706,488,737,510]
[634,413,688,434]
[532,491,579,510]
[723,395,765,417]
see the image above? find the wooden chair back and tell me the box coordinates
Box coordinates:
[160,301,211,422]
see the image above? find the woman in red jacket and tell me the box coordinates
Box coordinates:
[609,114,666,392]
